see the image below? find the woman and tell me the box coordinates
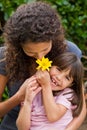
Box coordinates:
[0,1,86,130]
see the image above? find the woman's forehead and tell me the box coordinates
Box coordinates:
[22,41,52,52]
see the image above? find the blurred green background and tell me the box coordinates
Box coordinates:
[0,0,87,103]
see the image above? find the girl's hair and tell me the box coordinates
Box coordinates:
[3,1,66,82]
[84,81,87,94]
[52,52,84,117]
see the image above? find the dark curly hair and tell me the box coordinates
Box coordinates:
[3,2,66,82]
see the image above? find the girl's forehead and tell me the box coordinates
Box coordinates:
[52,65,71,71]
[62,67,72,75]
[50,66,71,74]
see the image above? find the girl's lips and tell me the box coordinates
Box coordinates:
[51,77,60,87]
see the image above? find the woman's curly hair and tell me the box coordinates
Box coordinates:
[3,2,66,82]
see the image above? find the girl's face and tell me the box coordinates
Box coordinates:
[22,41,52,59]
[49,66,73,91]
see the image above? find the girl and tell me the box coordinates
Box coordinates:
[16,52,84,130]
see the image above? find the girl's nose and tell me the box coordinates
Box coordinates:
[56,74,63,81]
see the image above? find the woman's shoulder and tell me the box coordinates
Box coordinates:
[66,40,82,58]
[0,46,6,59]
[0,46,7,75]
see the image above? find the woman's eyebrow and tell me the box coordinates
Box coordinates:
[26,48,49,53]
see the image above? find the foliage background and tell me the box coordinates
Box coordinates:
[0,0,87,102]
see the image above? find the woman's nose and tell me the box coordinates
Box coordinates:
[36,53,44,59]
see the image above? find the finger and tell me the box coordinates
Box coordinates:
[26,76,37,83]
[26,86,37,92]
[28,81,39,89]
[26,79,37,87]
[30,86,38,91]
[34,87,42,94]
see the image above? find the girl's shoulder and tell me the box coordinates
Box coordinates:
[55,88,75,102]
[61,88,74,98]
[58,88,74,97]
[55,88,75,109]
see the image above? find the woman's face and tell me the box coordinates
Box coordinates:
[49,66,73,91]
[22,41,52,59]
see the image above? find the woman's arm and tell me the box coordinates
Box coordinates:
[0,75,20,117]
[16,101,32,130]
[0,75,37,117]
[65,88,86,130]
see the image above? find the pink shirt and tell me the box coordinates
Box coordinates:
[30,88,75,130]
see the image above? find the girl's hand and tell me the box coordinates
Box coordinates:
[36,70,51,88]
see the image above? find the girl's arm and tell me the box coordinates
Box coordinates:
[65,88,86,130]
[0,75,36,117]
[36,70,68,122]
[42,86,67,122]
[16,81,41,130]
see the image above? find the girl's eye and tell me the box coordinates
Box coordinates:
[65,75,70,81]
[56,67,61,71]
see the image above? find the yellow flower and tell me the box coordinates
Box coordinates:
[36,57,52,71]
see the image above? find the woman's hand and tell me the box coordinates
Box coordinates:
[16,76,38,102]
[24,82,42,104]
